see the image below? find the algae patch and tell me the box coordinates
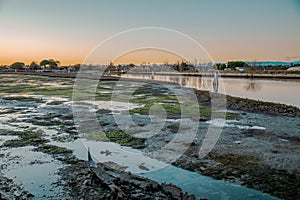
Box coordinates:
[3,96,44,103]
[86,130,146,149]
[1,130,48,148]
[34,144,73,155]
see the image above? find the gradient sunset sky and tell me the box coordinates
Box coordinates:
[1,0,300,65]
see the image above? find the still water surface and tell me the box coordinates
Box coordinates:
[121,74,300,107]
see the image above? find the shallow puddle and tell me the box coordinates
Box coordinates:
[1,146,67,199]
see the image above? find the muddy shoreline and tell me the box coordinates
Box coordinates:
[195,90,300,117]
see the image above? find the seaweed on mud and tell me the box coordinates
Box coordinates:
[33,143,78,167]
[34,144,73,155]
[210,153,300,200]
[173,145,300,200]
[57,156,80,164]
[46,101,66,105]
[129,100,237,120]
[105,131,146,149]
[95,93,112,101]
[1,130,48,148]
[128,86,240,120]
[0,84,74,97]
[56,125,78,135]
[0,108,22,114]
[96,109,112,115]
[33,87,74,97]
[167,123,180,133]
[27,112,74,127]
[3,96,44,103]
[52,135,79,142]
[132,84,170,97]
[86,130,146,149]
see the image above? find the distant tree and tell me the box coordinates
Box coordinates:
[177,61,190,71]
[29,61,41,70]
[72,64,81,71]
[40,59,49,68]
[0,65,8,70]
[40,59,60,69]
[227,61,248,69]
[216,63,226,70]
[10,62,25,70]
[48,59,60,69]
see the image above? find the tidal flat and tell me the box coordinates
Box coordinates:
[0,74,299,199]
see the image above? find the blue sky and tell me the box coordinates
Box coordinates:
[1,0,300,64]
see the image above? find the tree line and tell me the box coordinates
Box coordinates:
[3,59,81,71]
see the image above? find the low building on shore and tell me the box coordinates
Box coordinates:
[287,67,300,71]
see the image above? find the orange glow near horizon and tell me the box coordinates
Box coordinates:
[1,38,300,66]
[0,48,189,66]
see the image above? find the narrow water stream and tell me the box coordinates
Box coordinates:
[51,139,278,200]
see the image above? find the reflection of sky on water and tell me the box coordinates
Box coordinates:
[51,139,278,200]
[220,78,300,107]
[1,146,63,199]
[122,74,300,107]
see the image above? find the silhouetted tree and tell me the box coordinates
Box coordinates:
[72,64,81,71]
[40,59,60,69]
[216,63,226,70]
[40,59,49,68]
[29,61,40,70]
[227,61,248,69]
[48,59,60,69]
[10,62,25,70]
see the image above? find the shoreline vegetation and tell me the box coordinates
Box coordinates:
[0,73,299,199]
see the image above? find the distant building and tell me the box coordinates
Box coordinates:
[235,67,245,72]
[287,67,300,71]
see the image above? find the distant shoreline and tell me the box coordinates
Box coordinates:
[1,70,300,80]
[126,71,300,79]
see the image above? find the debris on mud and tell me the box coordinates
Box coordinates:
[58,160,196,200]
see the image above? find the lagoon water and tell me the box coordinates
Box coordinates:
[219,78,300,108]
[121,74,300,108]
[141,165,278,200]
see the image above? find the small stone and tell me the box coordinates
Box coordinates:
[14,190,21,197]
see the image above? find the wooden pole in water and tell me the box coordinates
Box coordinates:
[213,71,219,93]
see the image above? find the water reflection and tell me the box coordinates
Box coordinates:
[123,74,213,91]
[121,74,300,107]
[243,82,262,92]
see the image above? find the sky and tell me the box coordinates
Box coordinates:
[0,0,300,65]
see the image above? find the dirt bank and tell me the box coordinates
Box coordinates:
[195,90,300,117]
